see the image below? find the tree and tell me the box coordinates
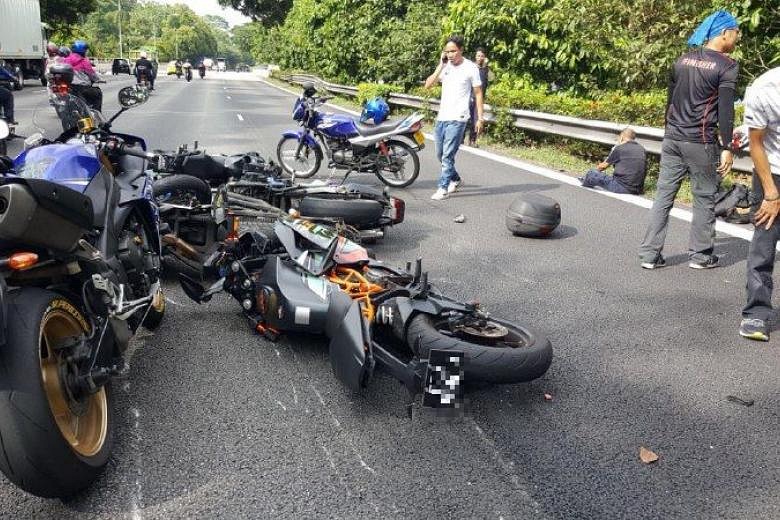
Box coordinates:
[203,14,230,31]
[41,0,99,34]
[217,0,293,26]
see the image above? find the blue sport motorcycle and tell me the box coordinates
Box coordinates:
[277,83,425,188]
[0,86,166,498]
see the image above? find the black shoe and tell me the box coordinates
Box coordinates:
[640,255,666,270]
[739,318,769,341]
[689,255,719,269]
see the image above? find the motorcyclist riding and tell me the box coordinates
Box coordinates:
[62,39,103,112]
[135,51,155,91]
[182,60,193,81]
[175,58,183,78]
[198,61,206,79]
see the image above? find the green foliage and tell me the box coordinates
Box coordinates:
[355,82,400,105]
[217,0,293,26]
[41,0,99,35]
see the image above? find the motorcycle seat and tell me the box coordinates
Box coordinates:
[355,119,404,137]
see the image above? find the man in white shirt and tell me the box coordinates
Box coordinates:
[424,35,484,200]
[739,66,780,341]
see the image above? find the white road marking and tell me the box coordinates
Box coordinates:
[275,400,287,411]
[236,113,244,121]
[291,384,298,404]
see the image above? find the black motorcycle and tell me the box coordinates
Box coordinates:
[198,64,206,79]
[184,63,193,82]
[178,215,553,410]
[151,144,405,273]
[0,87,165,498]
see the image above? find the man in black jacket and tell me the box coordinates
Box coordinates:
[134,52,155,91]
[639,10,740,270]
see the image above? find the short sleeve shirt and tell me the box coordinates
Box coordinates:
[606,141,647,194]
[743,67,780,176]
[437,58,482,122]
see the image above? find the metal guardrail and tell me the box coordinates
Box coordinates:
[282,73,753,173]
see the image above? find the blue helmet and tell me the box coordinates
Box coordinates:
[71,40,89,56]
[360,97,389,124]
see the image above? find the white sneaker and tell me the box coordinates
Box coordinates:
[447,180,462,194]
[431,188,448,200]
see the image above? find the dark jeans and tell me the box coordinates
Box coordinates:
[639,138,719,263]
[743,174,780,322]
[0,86,14,122]
[71,84,103,112]
[581,169,631,194]
[466,97,477,144]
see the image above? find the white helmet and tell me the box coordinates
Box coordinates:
[140,51,147,59]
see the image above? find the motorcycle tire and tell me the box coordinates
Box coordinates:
[0,289,114,498]
[277,136,321,178]
[153,174,212,205]
[406,313,552,384]
[375,139,420,188]
[298,196,385,228]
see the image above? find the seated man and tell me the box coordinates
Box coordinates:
[580,128,647,195]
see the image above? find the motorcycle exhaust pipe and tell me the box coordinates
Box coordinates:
[162,234,201,261]
[359,229,384,241]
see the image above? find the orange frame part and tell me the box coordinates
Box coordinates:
[327,267,384,322]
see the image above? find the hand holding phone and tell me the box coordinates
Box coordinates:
[441,51,448,64]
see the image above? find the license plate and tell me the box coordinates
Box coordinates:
[422,349,465,410]
[413,130,425,146]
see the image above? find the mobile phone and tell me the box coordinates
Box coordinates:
[441,53,448,64]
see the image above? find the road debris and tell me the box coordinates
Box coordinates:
[639,446,659,464]
[726,395,754,407]
[454,214,466,223]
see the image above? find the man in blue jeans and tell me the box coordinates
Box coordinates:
[425,35,484,200]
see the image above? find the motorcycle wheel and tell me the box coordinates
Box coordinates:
[406,313,552,384]
[277,136,321,178]
[0,289,113,498]
[298,196,384,229]
[375,139,420,188]
[13,68,24,90]
[153,174,212,205]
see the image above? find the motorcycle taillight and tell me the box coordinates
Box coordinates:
[54,82,69,94]
[390,197,405,224]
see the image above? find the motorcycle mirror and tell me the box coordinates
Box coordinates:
[118,86,148,108]
[0,120,9,140]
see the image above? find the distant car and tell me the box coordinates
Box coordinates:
[235,64,251,72]
[112,58,131,75]
[166,60,178,75]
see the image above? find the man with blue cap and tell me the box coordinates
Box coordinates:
[639,10,740,270]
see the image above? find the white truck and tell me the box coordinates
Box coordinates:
[0,0,47,89]
[216,58,226,72]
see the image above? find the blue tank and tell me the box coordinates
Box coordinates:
[316,114,359,139]
[12,143,102,194]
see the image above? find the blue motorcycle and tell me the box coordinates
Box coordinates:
[0,85,166,498]
[277,83,425,188]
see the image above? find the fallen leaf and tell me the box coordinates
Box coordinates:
[544,393,553,401]
[639,446,659,464]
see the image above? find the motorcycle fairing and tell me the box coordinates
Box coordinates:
[326,290,372,391]
[12,143,102,194]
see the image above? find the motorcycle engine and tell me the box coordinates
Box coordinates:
[330,141,353,165]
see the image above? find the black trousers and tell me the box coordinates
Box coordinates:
[71,84,103,112]
[0,86,14,121]
[743,173,780,322]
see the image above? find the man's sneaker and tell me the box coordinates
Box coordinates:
[447,180,463,194]
[640,256,666,270]
[431,188,448,200]
[689,255,719,269]
[739,318,769,341]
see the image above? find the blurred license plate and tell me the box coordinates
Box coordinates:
[413,130,425,145]
[422,349,464,409]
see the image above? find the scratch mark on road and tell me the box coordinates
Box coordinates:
[236,113,244,121]
[321,445,337,469]
[291,384,298,404]
[165,297,183,307]
[275,400,287,411]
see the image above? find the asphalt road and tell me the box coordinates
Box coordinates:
[1,73,779,520]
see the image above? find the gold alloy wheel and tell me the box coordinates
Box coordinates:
[39,308,108,458]
[151,287,165,313]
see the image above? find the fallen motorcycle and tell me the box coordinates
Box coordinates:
[151,144,405,274]
[177,214,553,408]
[0,86,165,498]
